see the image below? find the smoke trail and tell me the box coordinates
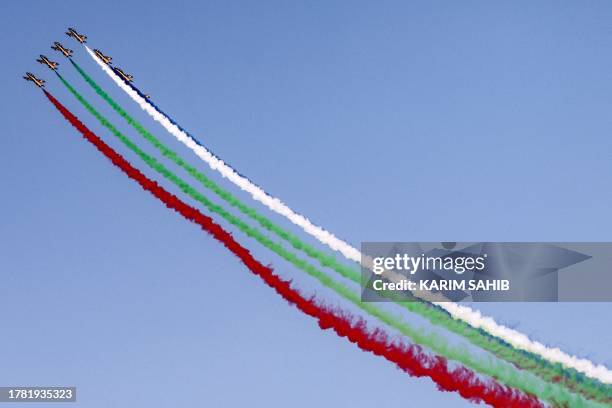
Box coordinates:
[84,45,612,387]
[56,73,606,408]
[83,48,360,261]
[68,59,358,292]
[68,60,612,403]
[43,89,545,408]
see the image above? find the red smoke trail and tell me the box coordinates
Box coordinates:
[44,90,544,408]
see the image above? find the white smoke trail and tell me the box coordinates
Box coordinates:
[84,46,360,262]
[442,303,612,384]
[85,46,612,384]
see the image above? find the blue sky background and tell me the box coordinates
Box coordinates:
[1,1,612,406]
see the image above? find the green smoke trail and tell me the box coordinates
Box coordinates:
[68,61,612,403]
[57,71,604,407]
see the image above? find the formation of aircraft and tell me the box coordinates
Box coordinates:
[26,28,149,98]
[37,55,59,71]
[51,42,73,57]
[66,28,87,43]
[23,72,45,88]
[93,49,112,65]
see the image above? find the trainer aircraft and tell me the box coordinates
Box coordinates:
[94,49,112,65]
[51,42,73,57]
[115,67,133,82]
[23,72,45,88]
[36,55,59,70]
[66,28,87,43]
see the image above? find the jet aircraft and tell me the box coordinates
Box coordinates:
[115,67,133,82]
[66,28,87,43]
[36,55,59,70]
[23,72,45,88]
[93,49,112,65]
[51,42,73,57]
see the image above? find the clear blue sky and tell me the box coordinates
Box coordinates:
[1,1,611,406]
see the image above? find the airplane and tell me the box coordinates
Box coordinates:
[114,67,133,82]
[51,42,73,57]
[66,28,87,43]
[23,72,45,88]
[36,55,59,71]
[93,49,112,65]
